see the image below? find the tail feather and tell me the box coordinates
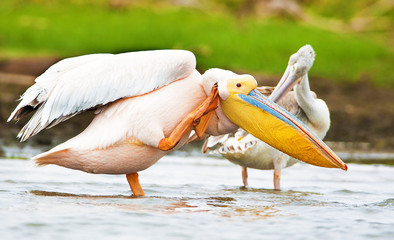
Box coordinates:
[33,149,70,167]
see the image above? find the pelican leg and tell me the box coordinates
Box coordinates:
[194,98,218,138]
[158,84,219,151]
[273,169,281,190]
[126,173,145,196]
[242,166,248,187]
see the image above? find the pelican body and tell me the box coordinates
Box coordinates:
[203,45,333,189]
[8,48,346,196]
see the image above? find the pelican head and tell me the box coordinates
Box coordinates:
[269,44,315,102]
[202,68,257,100]
[221,76,258,100]
[202,68,347,171]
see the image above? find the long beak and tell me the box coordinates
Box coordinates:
[269,45,315,102]
[221,89,347,170]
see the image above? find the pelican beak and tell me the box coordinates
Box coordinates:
[269,45,315,102]
[221,88,347,171]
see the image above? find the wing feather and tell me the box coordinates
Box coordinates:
[9,50,196,141]
[8,53,111,121]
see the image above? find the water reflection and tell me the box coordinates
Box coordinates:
[30,190,133,199]
[29,190,283,219]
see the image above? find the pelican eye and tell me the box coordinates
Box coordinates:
[236,83,242,87]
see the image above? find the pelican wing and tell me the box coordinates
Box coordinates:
[9,50,196,141]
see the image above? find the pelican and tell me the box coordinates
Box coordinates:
[202,45,331,190]
[8,47,346,196]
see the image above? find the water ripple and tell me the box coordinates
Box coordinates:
[0,158,393,240]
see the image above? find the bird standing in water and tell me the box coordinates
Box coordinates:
[202,45,331,190]
[8,47,346,196]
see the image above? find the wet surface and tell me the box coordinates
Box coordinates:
[1,156,394,240]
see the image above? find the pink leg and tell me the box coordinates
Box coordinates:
[242,166,248,187]
[273,169,281,190]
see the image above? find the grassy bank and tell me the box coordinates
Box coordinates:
[0,1,392,86]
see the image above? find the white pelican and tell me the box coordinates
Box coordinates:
[8,48,346,196]
[202,45,332,190]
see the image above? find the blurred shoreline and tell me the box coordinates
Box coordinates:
[1,141,394,165]
[0,56,393,161]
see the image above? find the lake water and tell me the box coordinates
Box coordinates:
[1,155,393,240]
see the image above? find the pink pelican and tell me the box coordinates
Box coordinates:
[8,48,347,196]
[202,45,332,190]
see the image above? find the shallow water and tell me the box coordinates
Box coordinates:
[1,156,393,240]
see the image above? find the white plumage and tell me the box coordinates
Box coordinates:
[9,50,196,141]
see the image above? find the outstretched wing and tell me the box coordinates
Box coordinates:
[8,50,196,141]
